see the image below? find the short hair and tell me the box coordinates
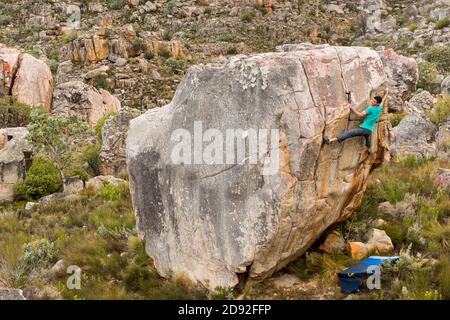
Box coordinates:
[374,96,382,104]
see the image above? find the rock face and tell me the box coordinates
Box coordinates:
[127,45,389,290]
[100,107,141,176]
[404,90,435,116]
[0,127,32,202]
[377,47,418,112]
[52,81,120,126]
[391,114,437,157]
[0,44,53,111]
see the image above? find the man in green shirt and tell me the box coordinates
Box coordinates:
[323,89,388,152]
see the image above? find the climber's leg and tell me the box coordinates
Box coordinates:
[324,128,372,147]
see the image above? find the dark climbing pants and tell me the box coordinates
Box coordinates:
[337,128,372,149]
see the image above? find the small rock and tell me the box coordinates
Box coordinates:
[378,201,394,215]
[347,242,373,260]
[441,76,450,95]
[272,274,301,289]
[319,230,345,254]
[0,289,26,300]
[50,259,65,274]
[151,70,161,80]
[366,228,394,254]
[25,202,38,211]
[326,4,344,14]
[84,65,110,80]
[115,58,128,67]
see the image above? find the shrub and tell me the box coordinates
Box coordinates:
[14,158,62,201]
[424,45,450,73]
[375,180,407,204]
[21,239,55,267]
[0,15,12,26]
[241,10,256,22]
[389,113,405,127]
[428,95,450,124]
[131,38,146,55]
[435,17,450,30]
[99,182,123,202]
[92,73,109,90]
[0,97,32,127]
[417,61,440,93]
[109,0,126,10]
[81,144,101,177]
[165,58,184,72]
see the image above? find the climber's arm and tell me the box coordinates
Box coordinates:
[349,105,366,118]
[381,88,389,106]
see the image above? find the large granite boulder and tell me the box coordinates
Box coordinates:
[0,44,53,111]
[0,127,32,202]
[390,114,437,157]
[126,45,389,290]
[51,81,121,127]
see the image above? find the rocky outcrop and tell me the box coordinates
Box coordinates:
[404,90,435,115]
[0,44,53,111]
[127,44,389,290]
[100,107,141,176]
[390,114,437,157]
[377,47,418,112]
[0,127,32,202]
[51,81,120,127]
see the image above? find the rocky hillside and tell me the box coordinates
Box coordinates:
[0,0,449,300]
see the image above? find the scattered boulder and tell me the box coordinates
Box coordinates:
[0,288,26,300]
[404,91,436,115]
[127,44,388,290]
[366,228,394,254]
[52,81,121,127]
[441,76,450,95]
[390,113,437,157]
[377,47,418,112]
[347,241,373,260]
[0,44,53,111]
[64,176,85,194]
[100,107,141,176]
[319,230,346,254]
[435,168,450,190]
[0,127,32,202]
[85,175,127,191]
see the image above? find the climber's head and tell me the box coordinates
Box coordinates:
[370,96,383,106]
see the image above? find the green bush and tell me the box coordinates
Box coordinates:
[81,144,101,177]
[14,158,62,201]
[375,180,407,204]
[241,10,256,22]
[0,97,32,127]
[424,45,450,73]
[109,0,126,10]
[21,239,55,267]
[428,95,450,124]
[165,58,184,72]
[99,182,123,202]
[417,61,440,93]
[435,17,450,30]
[0,15,12,26]
[389,113,405,127]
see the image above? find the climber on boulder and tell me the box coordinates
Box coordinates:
[323,89,388,152]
